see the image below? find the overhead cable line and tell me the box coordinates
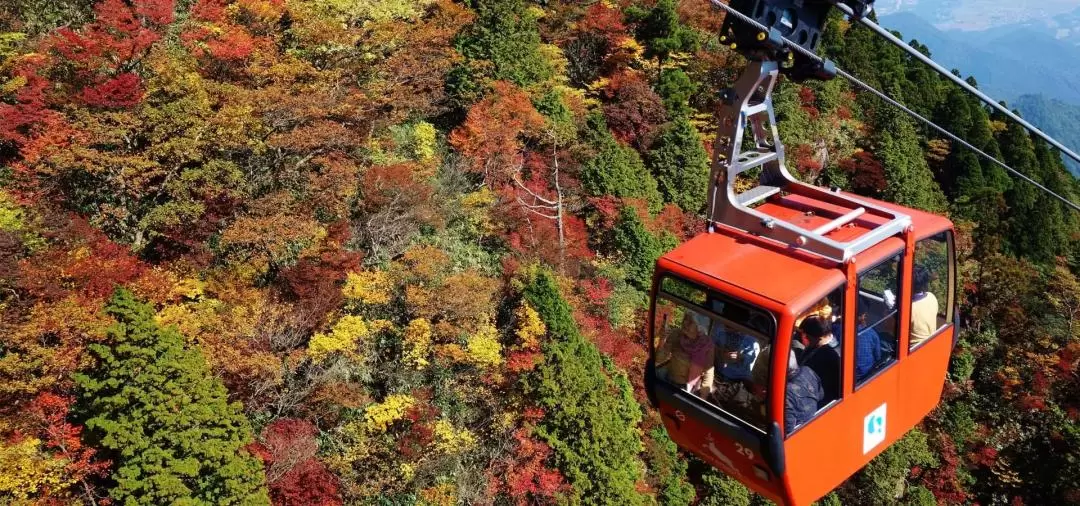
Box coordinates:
[835,68,1080,213]
[707,0,1080,213]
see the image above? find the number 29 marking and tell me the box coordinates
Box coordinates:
[734,443,754,460]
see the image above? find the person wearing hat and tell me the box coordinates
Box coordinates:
[799,315,841,406]
[666,312,716,397]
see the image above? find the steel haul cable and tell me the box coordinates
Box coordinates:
[707,0,1080,213]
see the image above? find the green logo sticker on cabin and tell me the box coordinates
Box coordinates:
[863,403,887,454]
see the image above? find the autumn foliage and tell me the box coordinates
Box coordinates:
[1,0,1079,505]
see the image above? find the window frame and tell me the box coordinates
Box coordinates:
[853,248,904,390]
[653,275,778,434]
[909,230,957,353]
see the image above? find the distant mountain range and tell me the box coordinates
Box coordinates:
[877,11,1080,176]
[878,12,1080,106]
[877,0,1080,33]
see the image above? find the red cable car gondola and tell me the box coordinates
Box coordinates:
[643,30,958,506]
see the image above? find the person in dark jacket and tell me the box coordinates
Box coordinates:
[784,349,824,435]
[799,316,841,406]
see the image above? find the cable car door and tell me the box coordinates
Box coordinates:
[782,256,904,505]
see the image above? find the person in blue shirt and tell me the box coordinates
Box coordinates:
[718,329,760,382]
[854,313,882,382]
[709,322,762,410]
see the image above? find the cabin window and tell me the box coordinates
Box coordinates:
[911,232,955,349]
[787,286,843,436]
[855,252,902,385]
[653,276,775,432]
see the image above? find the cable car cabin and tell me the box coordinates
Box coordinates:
[645,192,957,506]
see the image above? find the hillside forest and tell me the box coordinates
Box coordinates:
[1,1,1079,504]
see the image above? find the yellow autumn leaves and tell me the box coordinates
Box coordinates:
[514,302,546,350]
[324,253,517,371]
[307,315,371,362]
[362,394,417,433]
[342,269,392,306]
[336,394,476,466]
[465,325,502,368]
[403,318,433,369]
[0,437,70,501]
[310,309,507,370]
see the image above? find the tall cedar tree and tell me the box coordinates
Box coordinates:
[612,205,679,291]
[648,114,710,213]
[579,112,664,212]
[523,269,647,505]
[996,115,1045,261]
[873,103,947,213]
[454,0,554,88]
[76,289,270,505]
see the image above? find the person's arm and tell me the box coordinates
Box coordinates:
[701,366,715,395]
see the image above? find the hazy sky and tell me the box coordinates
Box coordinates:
[877,0,1080,30]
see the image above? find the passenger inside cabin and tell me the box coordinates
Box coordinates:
[794,298,837,357]
[784,349,824,435]
[717,327,761,382]
[711,319,763,409]
[798,316,841,406]
[854,312,882,382]
[666,313,715,397]
[909,265,938,348]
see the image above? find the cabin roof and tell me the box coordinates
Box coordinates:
[658,192,953,313]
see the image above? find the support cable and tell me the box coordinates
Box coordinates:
[707,0,1080,213]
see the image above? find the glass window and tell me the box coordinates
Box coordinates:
[787,286,842,436]
[912,232,955,349]
[855,253,902,385]
[653,277,775,431]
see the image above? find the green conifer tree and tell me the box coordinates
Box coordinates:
[655,68,697,116]
[1028,137,1070,263]
[522,269,647,505]
[873,103,948,213]
[933,87,982,197]
[612,206,678,290]
[76,289,270,506]
[454,0,554,87]
[968,101,1009,192]
[900,40,944,118]
[580,113,664,212]
[997,115,1047,261]
[644,428,695,506]
[647,114,710,213]
[632,0,698,63]
[698,468,752,506]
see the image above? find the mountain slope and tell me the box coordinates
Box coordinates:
[1014,94,1080,176]
[878,12,1080,105]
